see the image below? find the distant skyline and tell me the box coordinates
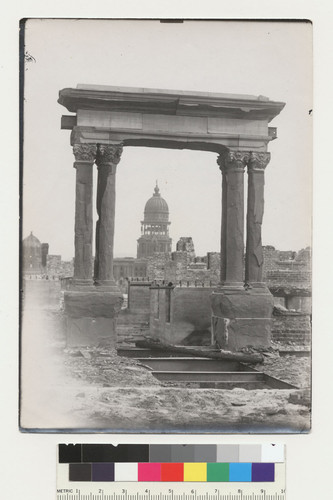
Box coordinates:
[23,20,312,261]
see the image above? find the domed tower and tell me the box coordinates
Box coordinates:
[22,231,43,274]
[137,182,172,258]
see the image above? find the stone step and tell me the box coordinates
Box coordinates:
[151,370,264,383]
[136,357,246,372]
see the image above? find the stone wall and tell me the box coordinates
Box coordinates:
[146,252,173,282]
[61,260,74,277]
[146,250,220,285]
[267,270,311,288]
[262,246,311,313]
[116,281,151,346]
[272,311,311,345]
[207,252,221,282]
[46,255,74,277]
[263,246,311,282]
[150,286,214,346]
[46,255,61,276]
[128,281,151,314]
[113,258,147,281]
[176,237,195,261]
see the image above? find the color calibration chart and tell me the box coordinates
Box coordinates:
[57,444,286,500]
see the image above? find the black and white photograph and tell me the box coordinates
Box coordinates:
[20,19,312,432]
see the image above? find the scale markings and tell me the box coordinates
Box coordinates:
[57,493,285,500]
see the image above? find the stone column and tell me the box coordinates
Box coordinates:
[72,143,97,285]
[94,143,123,286]
[245,152,271,285]
[219,156,227,283]
[217,150,249,286]
[211,150,273,352]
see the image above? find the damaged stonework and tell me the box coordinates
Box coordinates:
[211,286,274,351]
[150,285,214,345]
[64,290,123,346]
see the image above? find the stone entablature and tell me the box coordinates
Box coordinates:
[59,85,284,153]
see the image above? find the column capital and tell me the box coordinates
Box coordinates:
[217,150,250,172]
[248,152,271,172]
[72,143,97,162]
[96,143,123,172]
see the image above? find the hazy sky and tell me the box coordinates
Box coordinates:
[23,19,312,260]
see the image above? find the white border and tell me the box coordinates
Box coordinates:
[1,3,332,500]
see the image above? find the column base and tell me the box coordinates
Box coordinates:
[94,279,119,291]
[72,278,94,287]
[211,285,274,351]
[64,288,123,347]
[219,281,245,289]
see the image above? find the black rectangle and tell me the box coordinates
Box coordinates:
[82,444,149,463]
[58,444,82,463]
[69,463,92,481]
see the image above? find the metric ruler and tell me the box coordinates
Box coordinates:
[56,481,286,500]
[57,445,286,500]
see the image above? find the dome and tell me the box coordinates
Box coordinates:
[23,231,41,248]
[144,183,169,222]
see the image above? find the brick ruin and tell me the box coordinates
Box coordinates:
[262,246,311,346]
[263,246,311,311]
[145,238,220,285]
[126,241,311,348]
[22,231,74,278]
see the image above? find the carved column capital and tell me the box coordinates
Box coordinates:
[248,152,271,172]
[96,144,123,174]
[72,143,97,162]
[217,150,250,173]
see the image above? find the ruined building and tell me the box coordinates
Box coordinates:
[22,232,49,275]
[22,231,73,277]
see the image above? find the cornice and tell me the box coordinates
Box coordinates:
[58,86,285,122]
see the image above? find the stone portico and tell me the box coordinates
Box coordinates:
[58,84,285,348]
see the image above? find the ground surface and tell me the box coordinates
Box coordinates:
[20,280,311,432]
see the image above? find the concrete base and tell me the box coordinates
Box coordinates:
[64,288,123,346]
[211,285,274,351]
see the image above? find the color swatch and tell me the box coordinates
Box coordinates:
[60,444,282,483]
[59,444,284,464]
[68,462,275,483]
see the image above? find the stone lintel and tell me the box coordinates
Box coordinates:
[69,126,271,153]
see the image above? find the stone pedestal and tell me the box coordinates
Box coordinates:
[64,289,123,347]
[211,285,274,351]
